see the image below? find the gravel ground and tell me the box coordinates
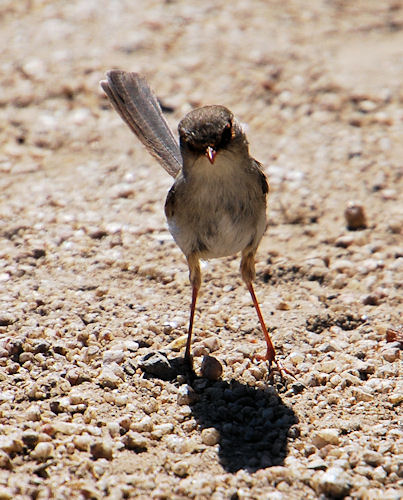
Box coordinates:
[0,1,402,499]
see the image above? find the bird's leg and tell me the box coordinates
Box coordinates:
[184,254,201,362]
[246,281,276,363]
[241,249,294,378]
[241,249,276,362]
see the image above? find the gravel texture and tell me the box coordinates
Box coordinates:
[0,1,402,499]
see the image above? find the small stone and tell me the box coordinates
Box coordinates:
[177,384,198,405]
[138,352,176,380]
[362,293,380,306]
[0,436,23,456]
[73,435,91,451]
[372,466,387,482]
[276,300,290,310]
[103,349,125,364]
[381,347,400,362]
[288,352,305,365]
[311,466,352,497]
[31,442,54,460]
[151,423,174,439]
[389,392,403,405]
[351,387,374,402]
[330,259,356,275]
[165,435,196,453]
[90,440,113,460]
[335,235,354,248]
[22,430,39,449]
[320,359,338,373]
[172,460,190,477]
[0,450,12,470]
[122,432,148,452]
[131,416,153,433]
[202,337,220,352]
[167,335,188,351]
[201,428,220,446]
[312,428,340,448]
[0,486,13,499]
[387,218,402,234]
[200,355,223,381]
[307,457,327,470]
[107,422,120,438]
[25,404,41,422]
[362,450,384,467]
[97,367,121,388]
[69,390,86,405]
[344,201,367,230]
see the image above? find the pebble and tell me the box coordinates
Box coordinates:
[351,387,375,402]
[201,428,220,446]
[381,347,400,362]
[177,385,198,405]
[103,349,125,364]
[312,428,340,448]
[307,457,327,470]
[90,440,113,460]
[330,259,356,275]
[0,486,13,499]
[311,466,352,497]
[288,352,305,365]
[344,201,367,230]
[172,460,190,477]
[200,355,223,381]
[151,423,174,439]
[30,442,54,460]
[0,450,12,470]
[0,436,23,455]
[21,430,39,449]
[371,466,387,482]
[97,367,122,388]
[131,416,153,433]
[362,450,384,467]
[73,435,91,451]
[167,335,188,351]
[138,352,176,380]
[165,435,196,454]
[389,392,403,405]
[122,432,148,452]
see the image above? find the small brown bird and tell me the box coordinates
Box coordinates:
[101,70,283,371]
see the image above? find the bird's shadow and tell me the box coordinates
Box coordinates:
[139,354,298,473]
[187,372,298,473]
[167,360,299,472]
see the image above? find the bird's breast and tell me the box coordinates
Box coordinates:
[166,158,267,258]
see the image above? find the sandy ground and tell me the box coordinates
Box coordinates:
[0,1,402,498]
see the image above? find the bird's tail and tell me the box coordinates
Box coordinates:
[100,70,182,178]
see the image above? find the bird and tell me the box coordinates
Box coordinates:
[100,70,284,373]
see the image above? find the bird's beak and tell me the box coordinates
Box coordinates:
[205,146,216,164]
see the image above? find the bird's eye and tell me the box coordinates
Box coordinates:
[220,121,232,148]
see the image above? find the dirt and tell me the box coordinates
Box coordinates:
[0,1,402,499]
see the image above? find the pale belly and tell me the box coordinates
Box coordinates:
[167,204,266,259]
[166,153,267,258]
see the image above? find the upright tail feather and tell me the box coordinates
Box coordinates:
[100,70,182,178]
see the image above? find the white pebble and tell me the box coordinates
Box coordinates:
[201,428,220,446]
[131,416,153,433]
[177,385,197,405]
[31,442,54,460]
[151,423,174,439]
[288,352,305,365]
[312,428,340,448]
[311,466,352,497]
[103,349,125,364]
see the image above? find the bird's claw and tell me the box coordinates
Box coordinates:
[253,352,296,381]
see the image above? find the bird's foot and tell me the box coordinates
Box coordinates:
[253,352,296,381]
